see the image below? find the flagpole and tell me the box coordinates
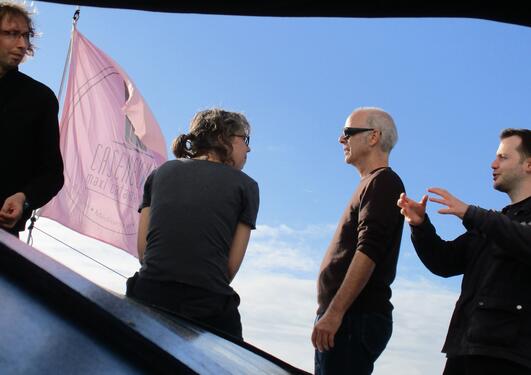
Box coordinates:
[57,7,80,104]
[26,7,81,245]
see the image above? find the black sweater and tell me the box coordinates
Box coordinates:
[0,69,64,232]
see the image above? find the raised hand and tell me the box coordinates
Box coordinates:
[427,188,469,219]
[397,192,428,226]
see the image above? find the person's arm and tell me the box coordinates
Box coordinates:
[428,187,531,264]
[227,222,251,282]
[464,205,531,264]
[398,191,470,277]
[136,171,155,263]
[23,87,64,210]
[137,207,150,263]
[312,250,375,352]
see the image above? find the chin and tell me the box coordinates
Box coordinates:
[493,182,507,193]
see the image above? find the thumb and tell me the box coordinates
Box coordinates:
[420,194,428,208]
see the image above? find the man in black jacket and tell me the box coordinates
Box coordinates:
[0,2,63,236]
[397,128,531,375]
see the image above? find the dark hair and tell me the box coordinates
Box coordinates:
[172,108,250,166]
[500,128,531,161]
[0,2,36,56]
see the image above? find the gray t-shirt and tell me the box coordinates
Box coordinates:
[138,159,259,295]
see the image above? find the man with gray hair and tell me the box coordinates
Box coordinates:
[312,107,405,374]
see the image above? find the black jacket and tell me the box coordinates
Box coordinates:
[410,196,531,369]
[0,69,64,232]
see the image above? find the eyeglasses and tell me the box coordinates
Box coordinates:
[0,29,32,42]
[342,127,374,139]
[233,134,250,146]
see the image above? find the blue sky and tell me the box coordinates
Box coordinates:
[20,2,531,373]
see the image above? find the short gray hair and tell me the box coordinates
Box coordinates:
[363,107,398,153]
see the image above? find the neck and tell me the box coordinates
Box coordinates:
[355,153,389,177]
[193,152,221,163]
[0,66,16,79]
[508,180,531,204]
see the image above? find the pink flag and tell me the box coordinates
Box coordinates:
[41,29,167,257]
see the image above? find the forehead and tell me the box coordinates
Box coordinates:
[344,110,368,127]
[497,135,522,154]
[0,14,29,30]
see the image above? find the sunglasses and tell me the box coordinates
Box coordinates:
[233,134,250,146]
[342,127,374,139]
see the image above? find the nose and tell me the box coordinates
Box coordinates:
[339,135,347,144]
[491,159,498,170]
[15,35,29,50]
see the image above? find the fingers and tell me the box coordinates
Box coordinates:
[427,187,450,198]
[311,325,335,352]
[429,196,447,205]
[0,214,16,228]
[397,192,408,208]
[420,194,428,206]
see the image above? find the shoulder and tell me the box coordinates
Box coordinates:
[368,167,404,188]
[359,168,404,202]
[235,169,258,186]
[16,71,58,103]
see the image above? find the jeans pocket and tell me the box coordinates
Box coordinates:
[467,298,525,347]
[360,312,393,361]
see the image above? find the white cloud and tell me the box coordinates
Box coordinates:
[244,224,334,273]
[377,278,456,375]
[234,272,456,374]
[20,218,139,295]
[236,224,458,374]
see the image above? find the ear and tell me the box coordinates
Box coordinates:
[368,130,381,147]
[525,157,531,173]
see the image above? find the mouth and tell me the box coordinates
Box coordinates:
[10,53,24,61]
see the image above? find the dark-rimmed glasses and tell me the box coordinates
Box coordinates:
[233,134,250,146]
[0,30,32,42]
[342,127,374,139]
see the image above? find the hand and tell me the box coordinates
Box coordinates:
[427,187,469,219]
[397,192,428,226]
[311,309,343,352]
[0,192,26,229]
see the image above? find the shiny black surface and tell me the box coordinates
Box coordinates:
[0,230,308,374]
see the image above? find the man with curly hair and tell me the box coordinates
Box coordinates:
[0,1,63,236]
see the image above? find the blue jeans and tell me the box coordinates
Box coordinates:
[315,311,392,375]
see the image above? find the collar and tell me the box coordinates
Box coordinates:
[502,195,531,216]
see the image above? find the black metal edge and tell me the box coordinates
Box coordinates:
[150,304,312,375]
[36,1,531,28]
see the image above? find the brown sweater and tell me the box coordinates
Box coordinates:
[318,167,404,315]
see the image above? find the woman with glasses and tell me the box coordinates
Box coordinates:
[127,108,259,340]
